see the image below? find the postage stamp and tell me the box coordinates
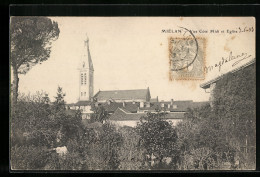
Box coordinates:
[169,36,206,80]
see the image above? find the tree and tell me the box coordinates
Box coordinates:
[136,112,179,169]
[10,17,60,105]
[53,86,66,111]
[177,106,234,170]
[117,126,145,170]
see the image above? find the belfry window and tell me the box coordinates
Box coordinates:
[84,73,87,85]
[81,73,83,85]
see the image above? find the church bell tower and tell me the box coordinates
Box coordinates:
[78,34,94,101]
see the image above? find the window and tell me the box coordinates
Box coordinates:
[84,73,87,85]
[81,92,83,96]
[84,92,86,96]
[81,73,83,85]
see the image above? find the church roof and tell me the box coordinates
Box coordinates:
[94,88,151,101]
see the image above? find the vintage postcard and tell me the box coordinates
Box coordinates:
[10,17,255,170]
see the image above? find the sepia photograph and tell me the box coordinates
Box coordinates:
[10,17,256,170]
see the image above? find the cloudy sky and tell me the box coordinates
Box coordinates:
[17,17,255,103]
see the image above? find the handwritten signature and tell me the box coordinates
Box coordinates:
[204,51,252,73]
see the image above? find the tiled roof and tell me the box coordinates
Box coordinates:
[94,88,150,101]
[124,102,140,113]
[109,108,145,121]
[102,102,123,113]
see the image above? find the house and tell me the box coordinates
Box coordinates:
[200,59,255,107]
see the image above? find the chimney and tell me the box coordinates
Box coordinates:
[123,101,125,107]
[171,99,174,105]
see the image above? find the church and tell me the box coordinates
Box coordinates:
[68,35,207,126]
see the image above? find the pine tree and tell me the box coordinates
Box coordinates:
[54,86,66,111]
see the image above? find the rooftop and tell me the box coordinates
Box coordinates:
[109,108,145,121]
[93,88,151,101]
[200,58,255,89]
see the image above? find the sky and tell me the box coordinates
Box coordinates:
[16,17,255,103]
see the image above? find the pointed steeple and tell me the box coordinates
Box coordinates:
[78,34,94,101]
[82,33,94,71]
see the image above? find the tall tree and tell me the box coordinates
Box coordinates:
[10,17,60,105]
[53,86,66,111]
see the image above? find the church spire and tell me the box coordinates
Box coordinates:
[78,34,94,101]
[83,33,94,71]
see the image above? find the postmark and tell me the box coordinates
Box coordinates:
[169,27,206,80]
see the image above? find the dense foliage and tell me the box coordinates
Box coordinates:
[212,63,256,168]
[11,88,123,170]
[136,112,179,169]
[176,63,256,170]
